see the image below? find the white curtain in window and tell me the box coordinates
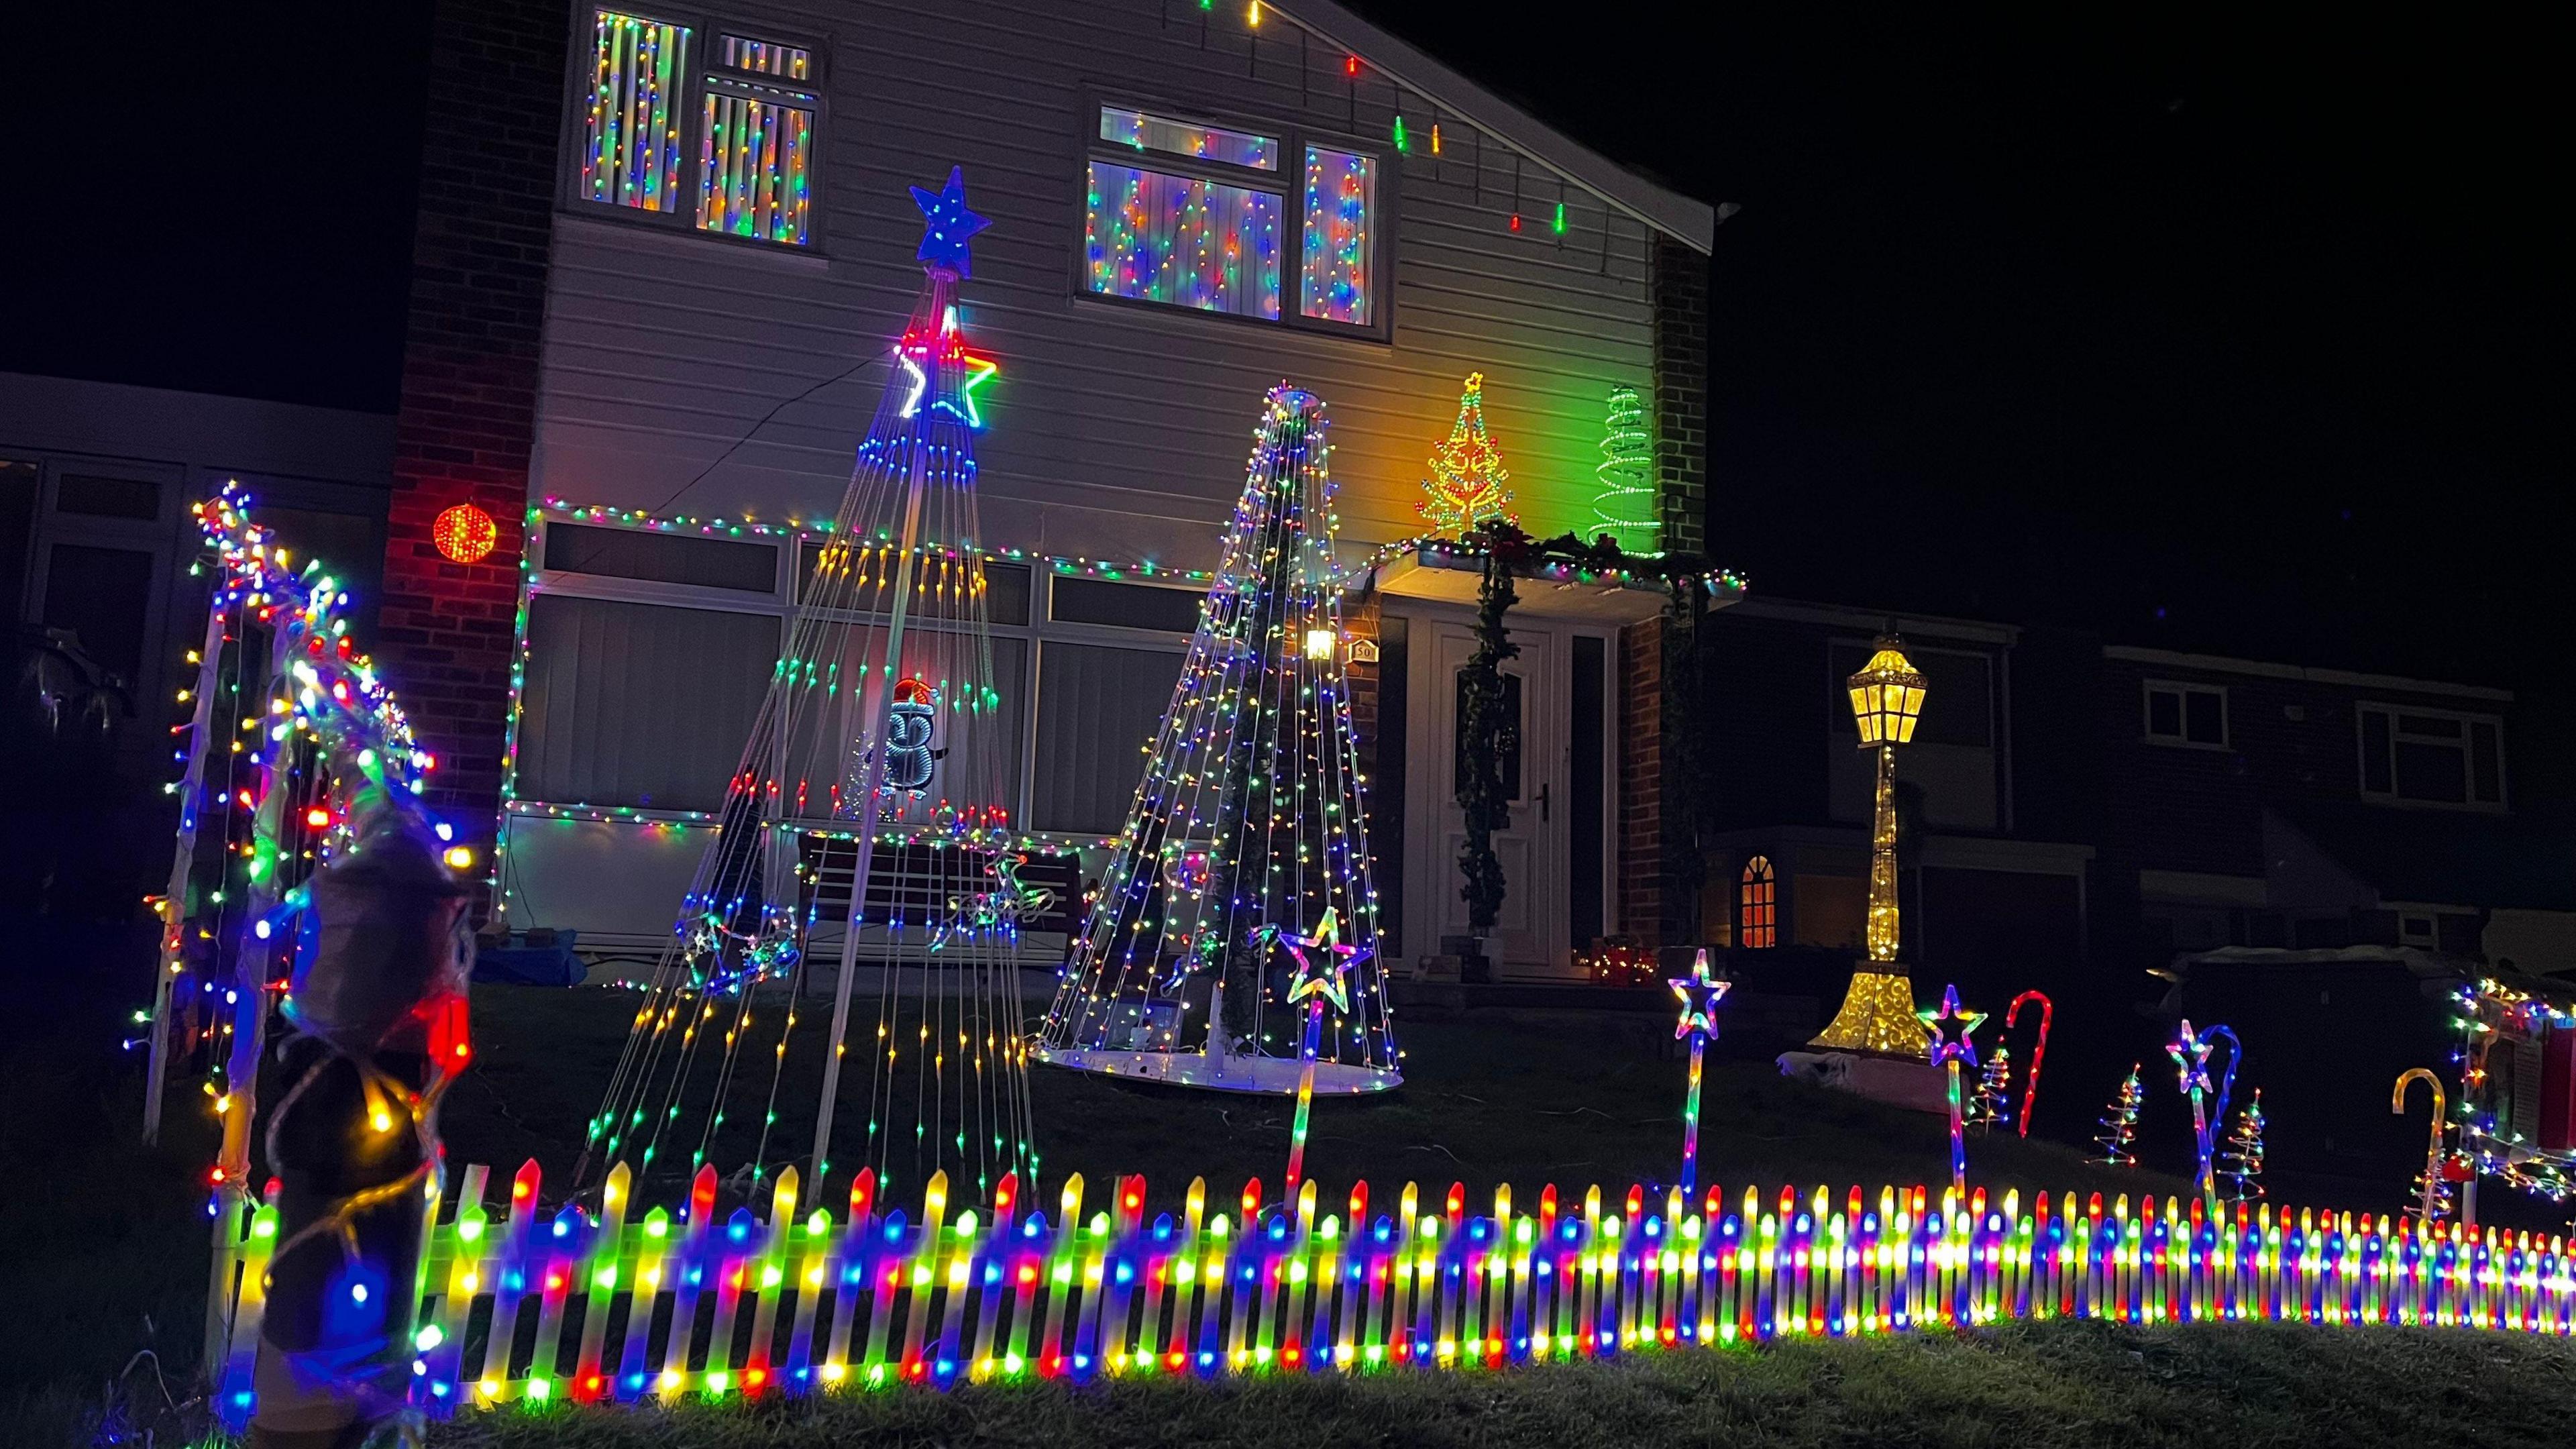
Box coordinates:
[1031,641,1185,837]
[516,594,777,812]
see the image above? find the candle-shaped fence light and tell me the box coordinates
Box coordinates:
[1918,985,1986,1196]
[1259,908,1367,1199]
[1667,950,1732,1201]
[2166,1018,2240,1213]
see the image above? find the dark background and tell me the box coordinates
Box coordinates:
[1,2,2561,687]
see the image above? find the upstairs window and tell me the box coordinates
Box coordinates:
[573,9,820,248]
[2144,680,2227,748]
[1738,856,1777,949]
[1083,103,1385,333]
[2359,704,2505,808]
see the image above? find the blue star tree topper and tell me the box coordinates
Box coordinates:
[912,166,991,278]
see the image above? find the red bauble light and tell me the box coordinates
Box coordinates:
[432,502,499,565]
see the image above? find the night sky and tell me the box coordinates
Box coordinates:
[3,5,2559,690]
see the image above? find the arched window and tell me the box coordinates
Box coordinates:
[1739,856,1778,949]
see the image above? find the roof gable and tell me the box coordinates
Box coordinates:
[1262,1,1715,252]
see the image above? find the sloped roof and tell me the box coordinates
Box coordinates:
[2271,800,2576,913]
[1279,2,1717,252]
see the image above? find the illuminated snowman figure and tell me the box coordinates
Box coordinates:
[884,676,939,793]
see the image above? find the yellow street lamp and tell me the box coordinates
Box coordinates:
[1808,636,1933,1058]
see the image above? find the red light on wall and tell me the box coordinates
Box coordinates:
[433,502,499,565]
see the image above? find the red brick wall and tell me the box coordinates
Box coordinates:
[1652,235,1709,559]
[375,0,566,872]
[1618,616,1664,941]
[1616,235,1713,948]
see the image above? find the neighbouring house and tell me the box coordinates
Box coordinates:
[0,372,394,914]
[364,0,1723,979]
[1,372,396,771]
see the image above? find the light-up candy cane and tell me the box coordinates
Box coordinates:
[1258,908,1367,1200]
[2004,990,2053,1138]
[2394,1067,2448,1224]
[2166,1018,2240,1211]
[1918,985,1987,1197]
[1666,950,1731,1201]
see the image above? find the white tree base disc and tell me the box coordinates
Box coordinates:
[1031,1044,1401,1096]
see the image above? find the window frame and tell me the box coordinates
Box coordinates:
[2357,701,2507,812]
[1074,88,1397,343]
[557,6,831,254]
[2142,679,2229,751]
[1737,855,1777,950]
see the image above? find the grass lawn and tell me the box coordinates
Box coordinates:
[9,963,2565,1448]
[445,983,2180,1216]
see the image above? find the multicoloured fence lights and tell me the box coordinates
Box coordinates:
[207,1161,2576,1428]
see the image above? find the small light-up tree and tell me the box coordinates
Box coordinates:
[2093,1063,2144,1166]
[1589,385,1657,552]
[2218,1089,2267,1203]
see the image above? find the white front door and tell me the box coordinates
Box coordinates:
[1419,619,1564,973]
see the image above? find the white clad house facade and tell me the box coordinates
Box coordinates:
[374,0,1721,980]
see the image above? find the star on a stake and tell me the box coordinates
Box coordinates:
[910,166,991,278]
[1668,949,1731,1040]
[1917,983,1986,1069]
[1262,906,1371,1016]
[2167,1017,2214,1093]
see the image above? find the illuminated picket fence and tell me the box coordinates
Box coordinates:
[211,1161,2576,1424]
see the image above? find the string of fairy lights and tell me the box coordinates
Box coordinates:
[2454,978,2576,1203]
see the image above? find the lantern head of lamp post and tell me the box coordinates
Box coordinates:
[1847,637,1927,748]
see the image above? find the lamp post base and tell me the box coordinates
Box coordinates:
[1807,969,1931,1059]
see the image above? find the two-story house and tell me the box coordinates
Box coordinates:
[2098,646,2571,967]
[366,0,1721,980]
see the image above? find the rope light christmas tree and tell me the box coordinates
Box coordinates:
[578,170,1038,1204]
[1035,385,1399,1097]
[1589,385,1656,551]
[1415,372,1515,535]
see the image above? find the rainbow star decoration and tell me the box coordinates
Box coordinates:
[1667,949,1731,1199]
[1669,949,1731,1040]
[1919,984,1986,1193]
[1271,906,1368,1016]
[1919,985,1986,1069]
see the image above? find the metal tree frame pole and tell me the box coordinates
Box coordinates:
[144,596,231,1143]
[810,273,947,1180]
[203,610,298,1377]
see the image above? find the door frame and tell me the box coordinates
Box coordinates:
[1387,597,1619,979]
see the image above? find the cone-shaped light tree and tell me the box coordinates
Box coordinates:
[1035,386,1399,1095]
